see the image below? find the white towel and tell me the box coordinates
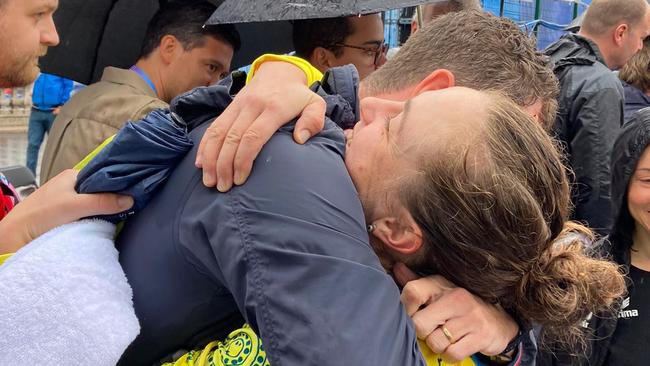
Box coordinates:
[0,220,140,365]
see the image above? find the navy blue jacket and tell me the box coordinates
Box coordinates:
[622,80,650,123]
[114,70,425,366]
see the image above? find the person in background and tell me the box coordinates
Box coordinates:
[39,1,240,183]
[619,37,650,122]
[410,0,481,34]
[537,108,650,366]
[0,0,137,365]
[25,73,72,176]
[544,0,650,235]
[292,14,387,80]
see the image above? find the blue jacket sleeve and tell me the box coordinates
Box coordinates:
[179,126,426,366]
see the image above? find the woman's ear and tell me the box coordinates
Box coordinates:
[371,212,423,255]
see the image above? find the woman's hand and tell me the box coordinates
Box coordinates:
[0,169,133,254]
[394,263,519,363]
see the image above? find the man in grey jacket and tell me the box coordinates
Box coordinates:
[544,0,650,235]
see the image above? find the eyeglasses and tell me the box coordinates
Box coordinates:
[330,42,389,67]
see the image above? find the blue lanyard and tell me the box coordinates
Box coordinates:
[130,65,157,96]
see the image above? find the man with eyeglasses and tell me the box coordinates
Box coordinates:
[292,14,388,79]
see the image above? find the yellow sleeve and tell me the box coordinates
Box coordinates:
[246,54,324,86]
[0,253,13,266]
[73,134,116,171]
[418,339,477,366]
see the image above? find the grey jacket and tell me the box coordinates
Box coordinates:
[545,33,624,235]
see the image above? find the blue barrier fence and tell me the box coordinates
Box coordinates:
[386,0,593,50]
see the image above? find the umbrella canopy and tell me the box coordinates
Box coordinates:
[42,0,163,85]
[41,0,296,84]
[42,0,436,84]
[206,0,439,24]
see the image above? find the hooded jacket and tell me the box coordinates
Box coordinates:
[537,108,650,366]
[545,33,624,235]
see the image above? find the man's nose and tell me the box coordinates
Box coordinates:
[41,16,60,47]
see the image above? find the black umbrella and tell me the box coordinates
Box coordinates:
[42,0,435,84]
[206,0,439,24]
[41,0,297,84]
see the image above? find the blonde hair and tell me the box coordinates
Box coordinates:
[620,37,650,93]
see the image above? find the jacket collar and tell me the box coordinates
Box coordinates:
[100,66,158,98]
[547,33,608,68]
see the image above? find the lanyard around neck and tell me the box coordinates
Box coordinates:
[129,65,158,96]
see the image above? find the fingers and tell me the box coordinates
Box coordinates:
[400,275,453,317]
[441,333,484,364]
[69,192,134,219]
[293,95,326,144]
[393,262,420,286]
[214,101,266,192]
[197,105,242,187]
[43,169,133,222]
[230,111,287,186]
[409,287,471,338]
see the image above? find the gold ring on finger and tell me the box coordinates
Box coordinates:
[442,325,456,344]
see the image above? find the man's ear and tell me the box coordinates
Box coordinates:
[371,214,423,255]
[613,24,629,46]
[310,47,334,74]
[411,20,419,34]
[411,69,456,96]
[158,35,181,65]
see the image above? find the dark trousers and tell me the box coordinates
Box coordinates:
[26,108,56,175]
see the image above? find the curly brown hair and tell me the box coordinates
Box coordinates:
[364,10,559,129]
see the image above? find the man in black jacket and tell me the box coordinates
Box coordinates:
[545,0,650,236]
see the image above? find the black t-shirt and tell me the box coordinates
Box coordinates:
[604,265,650,365]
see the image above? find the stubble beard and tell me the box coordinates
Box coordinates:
[0,46,46,88]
